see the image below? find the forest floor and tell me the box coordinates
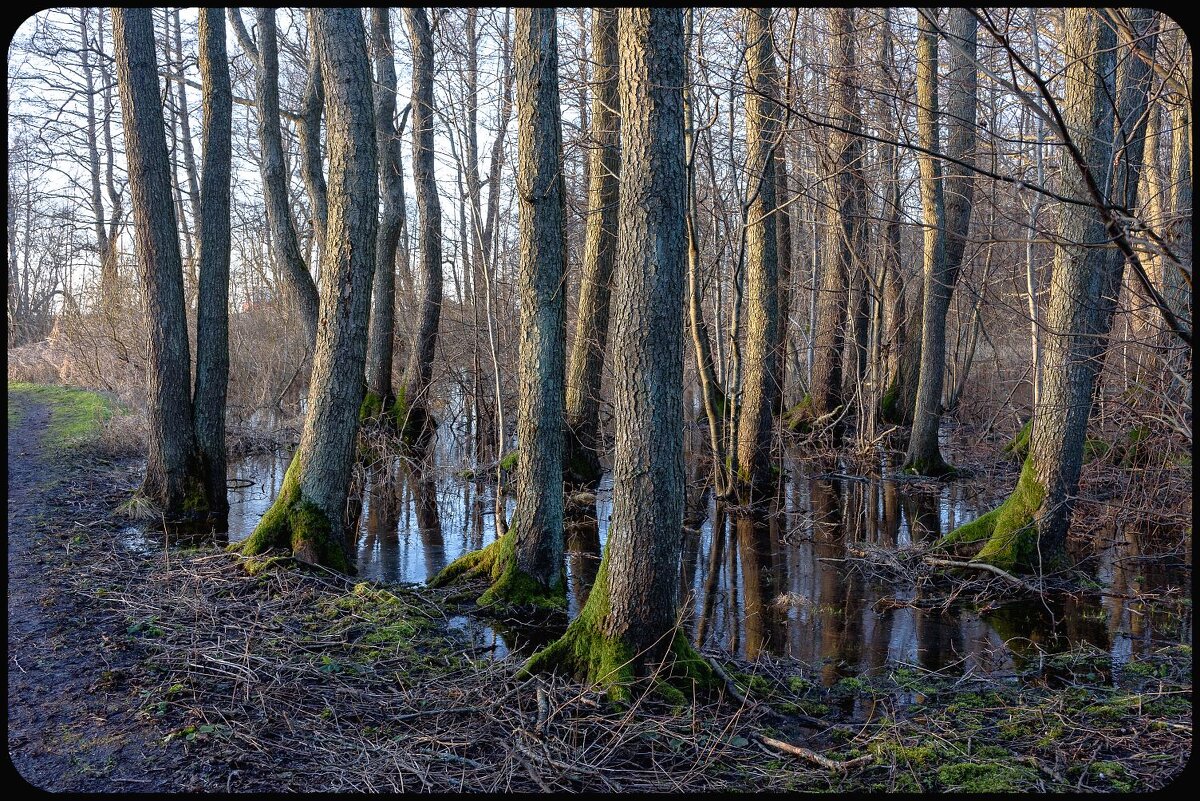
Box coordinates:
[7,384,1192,792]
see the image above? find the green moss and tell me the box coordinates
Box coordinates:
[880,382,901,424]
[782,395,814,434]
[499,449,519,472]
[1003,418,1032,459]
[8,382,114,449]
[903,454,957,478]
[237,457,350,572]
[938,457,1048,572]
[937,761,1037,792]
[430,527,565,611]
[520,561,716,702]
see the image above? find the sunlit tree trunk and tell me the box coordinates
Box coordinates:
[942,9,1153,571]
[241,8,377,571]
[564,8,620,490]
[735,6,781,500]
[904,8,976,476]
[524,8,714,699]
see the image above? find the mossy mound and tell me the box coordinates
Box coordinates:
[937,457,1048,572]
[902,453,957,478]
[236,458,351,573]
[428,527,565,611]
[782,395,815,434]
[520,562,717,703]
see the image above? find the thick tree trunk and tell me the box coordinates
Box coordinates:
[904,9,976,476]
[114,8,206,522]
[734,7,781,500]
[564,8,620,490]
[942,9,1151,571]
[365,9,403,411]
[431,9,569,609]
[398,7,443,455]
[241,9,378,571]
[524,9,714,700]
[192,8,232,526]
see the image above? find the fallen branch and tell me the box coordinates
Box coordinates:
[754,733,873,772]
[923,557,1041,593]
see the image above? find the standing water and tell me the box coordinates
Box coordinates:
[221,444,1190,684]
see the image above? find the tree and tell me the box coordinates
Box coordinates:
[113,8,208,523]
[734,7,781,500]
[564,8,620,490]
[523,9,714,700]
[903,9,977,476]
[240,8,378,571]
[397,7,443,454]
[192,8,233,524]
[430,8,568,610]
[229,9,321,346]
[788,8,863,442]
[364,9,405,416]
[941,9,1155,571]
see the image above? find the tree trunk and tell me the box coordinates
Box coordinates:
[241,8,378,571]
[365,9,403,411]
[524,9,714,700]
[800,8,860,443]
[734,7,781,500]
[238,9,321,345]
[298,14,329,269]
[942,9,1151,571]
[192,8,232,526]
[113,8,206,522]
[431,9,569,609]
[564,8,620,490]
[398,7,443,455]
[904,8,976,476]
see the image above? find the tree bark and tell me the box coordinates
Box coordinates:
[398,7,443,454]
[735,7,781,500]
[942,9,1153,571]
[192,8,232,525]
[904,8,976,476]
[365,9,403,410]
[524,9,714,699]
[113,8,206,522]
[241,8,378,571]
[564,8,620,490]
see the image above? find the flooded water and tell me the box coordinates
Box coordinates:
[220,444,1191,684]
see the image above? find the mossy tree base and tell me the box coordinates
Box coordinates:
[902,454,958,478]
[520,561,717,703]
[391,386,438,456]
[428,527,566,612]
[782,395,815,434]
[937,458,1051,573]
[1005,418,1112,466]
[237,459,351,573]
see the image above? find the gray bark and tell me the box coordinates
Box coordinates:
[193,8,232,523]
[512,8,567,590]
[113,8,202,519]
[400,7,443,450]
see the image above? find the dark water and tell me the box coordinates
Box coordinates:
[219,445,1191,684]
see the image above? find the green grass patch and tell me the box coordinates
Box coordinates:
[8,382,115,448]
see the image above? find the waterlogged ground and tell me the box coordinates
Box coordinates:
[12,385,1192,791]
[206,443,1191,688]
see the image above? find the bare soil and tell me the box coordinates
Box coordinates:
[6,401,181,791]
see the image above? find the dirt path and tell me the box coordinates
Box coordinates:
[7,398,171,791]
